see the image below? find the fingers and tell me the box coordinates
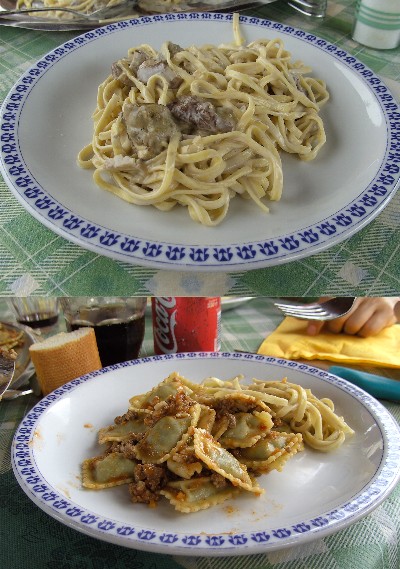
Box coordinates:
[304,297,400,338]
[306,321,325,335]
[305,297,330,336]
[395,301,400,322]
[325,298,371,336]
[343,300,395,337]
[305,298,364,336]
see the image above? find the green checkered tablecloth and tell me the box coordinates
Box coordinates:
[0,1,399,297]
[1,296,400,569]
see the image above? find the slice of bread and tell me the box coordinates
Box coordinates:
[29,327,102,395]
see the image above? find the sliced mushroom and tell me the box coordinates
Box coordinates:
[122,103,180,160]
[166,42,184,57]
[111,59,134,87]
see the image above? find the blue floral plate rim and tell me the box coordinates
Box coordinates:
[11,352,400,556]
[1,12,399,271]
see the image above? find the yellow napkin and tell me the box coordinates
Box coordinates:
[257,317,400,368]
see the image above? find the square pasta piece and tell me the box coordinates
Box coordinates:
[236,431,304,473]
[160,476,241,513]
[82,451,138,489]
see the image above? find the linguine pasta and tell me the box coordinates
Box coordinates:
[16,0,183,19]
[16,0,126,19]
[78,14,329,226]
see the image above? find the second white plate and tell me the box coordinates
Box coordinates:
[12,353,400,556]
[1,14,399,271]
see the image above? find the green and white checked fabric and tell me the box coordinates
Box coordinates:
[0,296,399,569]
[0,1,399,297]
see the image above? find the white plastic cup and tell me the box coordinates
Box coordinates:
[352,0,400,49]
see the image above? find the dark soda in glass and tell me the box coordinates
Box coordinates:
[65,304,145,367]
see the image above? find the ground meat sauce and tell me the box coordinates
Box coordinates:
[210,472,228,489]
[129,463,170,505]
[110,392,267,488]
[109,436,143,459]
[225,413,237,429]
[211,396,264,417]
[114,409,142,424]
[144,390,197,428]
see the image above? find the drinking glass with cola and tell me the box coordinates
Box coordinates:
[60,297,147,367]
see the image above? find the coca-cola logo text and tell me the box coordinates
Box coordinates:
[153,297,178,354]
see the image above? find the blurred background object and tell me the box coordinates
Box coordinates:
[352,0,400,49]
[60,297,147,367]
[0,347,16,400]
[8,297,59,332]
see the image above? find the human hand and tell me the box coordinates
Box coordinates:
[395,299,400,321]
[306,297,400,337]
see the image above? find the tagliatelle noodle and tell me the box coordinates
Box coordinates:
[16,0,125,19]
[250,379,354,452]
[77,13,329,226]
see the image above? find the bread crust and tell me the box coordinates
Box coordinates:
[29,328,102,395]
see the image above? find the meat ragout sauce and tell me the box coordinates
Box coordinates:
[104,388,238,505]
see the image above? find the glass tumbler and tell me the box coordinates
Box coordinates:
[60,297,147,367]
[9,297,59,331]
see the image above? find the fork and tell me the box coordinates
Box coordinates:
[274,297,356,321]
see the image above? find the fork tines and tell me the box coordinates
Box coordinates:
[274,302,330,317]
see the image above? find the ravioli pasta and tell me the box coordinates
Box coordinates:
[77,14,329,226]
[82,372,353,513]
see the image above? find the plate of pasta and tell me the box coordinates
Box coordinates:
[12,352,400,555]
[1,13,399,271]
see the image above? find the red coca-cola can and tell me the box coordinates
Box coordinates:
[152,297,221,354]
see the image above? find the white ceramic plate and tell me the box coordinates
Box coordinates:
[1,16,400,271]
[12,353,400,556]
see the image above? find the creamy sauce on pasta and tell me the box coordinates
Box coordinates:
[78,14,329,226]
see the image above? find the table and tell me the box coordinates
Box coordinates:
[1,0,400,297]
[1,296,399,569]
